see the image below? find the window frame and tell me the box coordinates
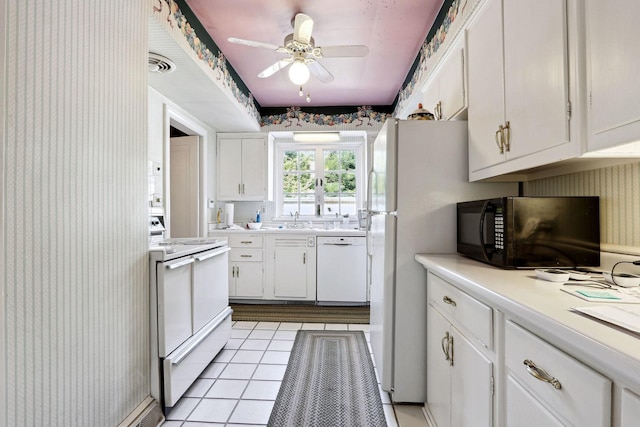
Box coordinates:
[275,141,365,219]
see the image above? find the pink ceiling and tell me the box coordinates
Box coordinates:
[184,0,444,108]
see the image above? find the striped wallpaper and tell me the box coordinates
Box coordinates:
[2,1,149,426]
[524,161,640,249]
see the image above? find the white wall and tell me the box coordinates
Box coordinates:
[1,1,149,426]
[524,161,640,252]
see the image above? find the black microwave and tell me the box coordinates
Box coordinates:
[457,197,600,268]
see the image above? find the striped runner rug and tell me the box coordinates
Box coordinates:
[268,330,387,427]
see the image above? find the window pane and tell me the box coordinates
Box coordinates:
[324,172,339,193]
[324,150,340,171]
[341,150,356,170]
[299,195,315,216]
[321,149,359,216]
[299,150,315,171]
[283,151,297,171]
[300,173,315,193]
[341,172,356,192]
[283,173,298,193]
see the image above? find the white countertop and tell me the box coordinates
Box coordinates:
[414,254,640,389]
[208,226,366,237]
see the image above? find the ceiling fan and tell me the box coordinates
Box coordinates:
[228,13,369,85]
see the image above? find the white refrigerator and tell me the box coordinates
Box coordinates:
[367,118,517,403]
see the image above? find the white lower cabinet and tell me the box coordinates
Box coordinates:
[426,273,494,427]
[504,321,611,426]
[265,236,316,300]
[621,388,640,426]
[227,235,264,299]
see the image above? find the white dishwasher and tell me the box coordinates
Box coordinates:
[317,236,367,304]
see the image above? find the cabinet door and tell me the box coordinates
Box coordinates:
[621,388,640,427]
[506,374,564,427]
[467,0,506,172]
[586,0,640,151]
[273,247,308,298]
[426,306,452,427]
[240,138,266,199]
[450,326,493,427]
[503,0,570,160]
[235,262,263,298]
[217,138,243,200]
[438,44,466,121]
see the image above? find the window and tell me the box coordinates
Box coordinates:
[276,142,364,219]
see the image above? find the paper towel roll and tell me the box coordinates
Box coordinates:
[224,203,234,226]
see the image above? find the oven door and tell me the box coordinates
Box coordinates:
[192,246,230,333]
[157,256,195,357]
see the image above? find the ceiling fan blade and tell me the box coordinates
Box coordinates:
[293,13,314,45]
[228,37,280,51]
[318,45,369,58]
[308,61,334,83]
[257,58,293,78]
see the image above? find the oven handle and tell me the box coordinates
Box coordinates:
[165,258,195,270]
[194,246,230,261]
[170,307,233,365]
[479,201,491,262]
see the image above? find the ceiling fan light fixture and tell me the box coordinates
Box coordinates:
[289,60,310,85]
[293,132,340,142]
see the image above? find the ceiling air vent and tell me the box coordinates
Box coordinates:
[148,53,176,74]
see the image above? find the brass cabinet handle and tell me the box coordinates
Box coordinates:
[240,254,252,258]
[434,101,442,120]
[503,121,511,152]
[238,183,241,194]
[240,241,253,244]
[440,332,454,366]
[523,359,561,390]
[303,253,306,264]
[441,332,450,361]
[242,183,245,194]
[495,125,505,154]
[443,296,457,306]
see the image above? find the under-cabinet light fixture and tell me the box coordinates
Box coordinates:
[293,132,340,142]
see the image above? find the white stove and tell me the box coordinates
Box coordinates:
[149,236,231,409]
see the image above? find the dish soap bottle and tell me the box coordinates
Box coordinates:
[256,210,261,223]
[216,208,222,223]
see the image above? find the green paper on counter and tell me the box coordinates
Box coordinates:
[576,290,621,300]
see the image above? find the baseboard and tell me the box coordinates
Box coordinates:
[117,397,164,427]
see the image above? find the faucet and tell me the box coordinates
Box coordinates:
[290,211,299,227]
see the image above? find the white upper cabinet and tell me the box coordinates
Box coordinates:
[422,39,467,121]
[217,135,267,201]
[467,0,578,181]
[586,0,640,152]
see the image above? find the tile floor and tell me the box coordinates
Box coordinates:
[161,320,407,427]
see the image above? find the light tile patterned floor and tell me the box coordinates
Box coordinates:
[162,321,399,427]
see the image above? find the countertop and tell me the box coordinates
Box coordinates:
[414,254,640,389]
[208,225,366,237]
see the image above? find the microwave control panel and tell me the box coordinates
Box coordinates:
[494,209,504,250]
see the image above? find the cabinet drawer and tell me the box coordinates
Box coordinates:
[229,235,263,248]
[505,321,611,426]
[428,272,493,349]
[230,248,263,262]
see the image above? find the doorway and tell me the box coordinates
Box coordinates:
[164,106,208,238]
[170,134,199,238]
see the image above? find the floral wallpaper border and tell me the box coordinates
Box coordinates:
[260,106,392,129]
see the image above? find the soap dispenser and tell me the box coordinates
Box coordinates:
[256,210,261,223]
